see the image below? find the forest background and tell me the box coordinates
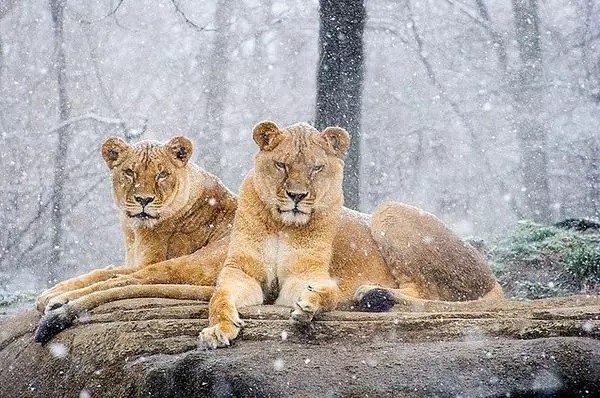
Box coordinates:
[1,0,599,294]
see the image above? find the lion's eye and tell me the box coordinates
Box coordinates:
[274,161,286,171]
[124,169,134,178]
[312,165,324,173]
[157,171,169,181]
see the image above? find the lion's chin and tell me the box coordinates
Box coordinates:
[279,209,311,226]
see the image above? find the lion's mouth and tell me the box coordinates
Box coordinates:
[279,207,308,216]
[127,211,158,220]
[277,206,311,225]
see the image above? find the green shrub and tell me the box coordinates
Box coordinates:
[0,291,36,307]
[488,220,600,299]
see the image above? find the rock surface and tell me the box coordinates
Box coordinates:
[1,296,599,397]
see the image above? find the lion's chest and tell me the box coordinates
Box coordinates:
[261,234,296,299]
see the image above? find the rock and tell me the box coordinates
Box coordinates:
[1,296,600,397]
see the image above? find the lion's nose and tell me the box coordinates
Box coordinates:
[135,196,155,207]
[286,191,308,204]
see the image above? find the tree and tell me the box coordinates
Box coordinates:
[511,0,551,222]
[315,0,365,210]
[46,0,71,287]
[200,0,231,176]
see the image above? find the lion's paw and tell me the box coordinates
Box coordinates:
[198,317,244,350]
[36,288,64,312]
[290,299,317,325]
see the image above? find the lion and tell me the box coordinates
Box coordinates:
[198,121,503,349]
[35,123,502,345]
[34,135,236,343]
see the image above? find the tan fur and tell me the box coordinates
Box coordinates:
[333,204,503,311]
[36,136,236,313]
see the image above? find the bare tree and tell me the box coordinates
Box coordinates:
[199,0,231,175]
[0,0,19,128]
[46,0,71,287]
[512,0,551,222]
[315,0,365,210]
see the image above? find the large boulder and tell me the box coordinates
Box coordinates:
[1,296,599,397]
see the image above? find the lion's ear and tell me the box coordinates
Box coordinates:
[253,121,282,150]
[321,127,350,157]
[102,137,130,169]
[166,136,193,166]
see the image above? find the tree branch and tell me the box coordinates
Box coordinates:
[405,0,523,219]
[171,0,214,32]
[70,0,125,25]
[445,0,508,73]
[43,112,123,135]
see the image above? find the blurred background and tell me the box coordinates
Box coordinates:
[1,0,599,295]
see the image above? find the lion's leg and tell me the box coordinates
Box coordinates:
[36,265,140,312]
[354,282,504,312]
[198,266,264,349]
[66,284,214,313]
[276,275,340,325]
[35,244,228,345]
[42,239,227,312]
[34,284,214,344]
[44,274,142,311]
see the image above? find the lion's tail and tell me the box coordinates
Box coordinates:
[355,288,396,312]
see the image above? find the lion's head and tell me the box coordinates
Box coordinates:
[101,136,193,228]
[251,121,350,226]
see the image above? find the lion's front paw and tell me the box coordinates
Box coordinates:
[290,299,317,325]
[198,320,243,350]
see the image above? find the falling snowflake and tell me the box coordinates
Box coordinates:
[273,358,285,371]
[49,343,68,359]
[79,389,91,398]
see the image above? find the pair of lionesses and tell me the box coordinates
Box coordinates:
[35,120,503,348]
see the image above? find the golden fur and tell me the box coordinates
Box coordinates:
[35,136,236,315]
[199,121,503,349]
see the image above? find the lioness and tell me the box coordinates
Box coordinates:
[199,121,503,349]
[34,135,236,343]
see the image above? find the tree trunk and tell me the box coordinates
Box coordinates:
[511,0,551,222]
[46,0,71,287]
[584,139,600,218]
[315,0,365,210]
[200,0,230,176]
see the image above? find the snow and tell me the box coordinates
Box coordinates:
[273,358,285,371]
[48,343,68,359]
